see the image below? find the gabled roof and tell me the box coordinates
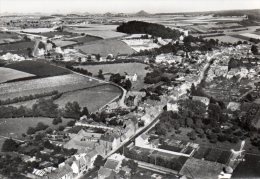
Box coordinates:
[98,166,115,178]
[104,159,120,170]
[47,164,72,179]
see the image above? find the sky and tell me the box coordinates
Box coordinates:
[0,0,259,14]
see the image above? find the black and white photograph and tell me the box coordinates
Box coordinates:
[0,0,260,178]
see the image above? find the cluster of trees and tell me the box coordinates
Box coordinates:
[144,69,170,84]
[97,69,105,80]
[0,98,85,120]
[122,147,187,171]
[66,65,93,76]
[0,153,28,178]
[26,122,49,135]
[121,159,138,175]
[109,73,132,91]
[251,44,258,55]
[117,21,182,39]
[0,91,59,106]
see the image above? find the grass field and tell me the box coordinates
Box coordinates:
[75,63,150,90]
[54,84,121,112]
[75,39,135,57]
[0,117,73,149]
[0,74,102,100]
[6,60,71,77]
[0,41,35,56]
[0,67,35,83]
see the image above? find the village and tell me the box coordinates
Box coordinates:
[0,6,260,179]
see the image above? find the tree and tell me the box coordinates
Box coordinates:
[2,139,19,152]
[97,69,105,80]
[58,125,65,131]
[93,155,104,167]
[121,159,138,174]
[64,101,81,119]
[27,127,36,135]
[52,116,62,125]
[81,107,89,117]
[251,45,258,55]
[178,99,207,118]
[67,120,75,127]
[124,79,132,91]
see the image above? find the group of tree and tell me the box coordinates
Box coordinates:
[66,65,93,76]
[144,69,170,84]
[109,73,132,91]
[0,98,85,120]
[117,21,182,40]
[0,91,59,106]
[122,147,187,171]
[26,122,49,135]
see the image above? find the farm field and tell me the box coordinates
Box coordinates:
[74,39,135,56]
[6,60,71,77]
[0,32,21,44]
[21,28,55,33]
[74,63,150,90]
[0,40,35,56]
[40,31,79,38]
[54,84,122,112]
[69,35,102,43]
[52,39,78,47]
[204,35,242,43]
[0,67,35,83]
[0,73,103,100]
[64,24,126,39]
[240,33,260,40]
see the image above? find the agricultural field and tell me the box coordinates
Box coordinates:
[6,60,71,77]
[40,31,79,38]
[0,32,21,44]
[21,28,55,33]
[0,40,35,56]
[0,67,35,83]
[74,39,135,57]
[52,39,78,47]
[0,73,103,100]
[69,35,102,43]
[204,35,242,43]
[64,24,126,39]
[240,33,260,40]
[74,63,150,89]
[54,84,122,112]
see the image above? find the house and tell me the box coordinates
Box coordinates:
[192,96,210,106]
[98,166,116,179]
[104,159,120,172]
[125,74,138,82]
[167,99,179,112]
[100,132,120,154]
[86,149,98,169]
[64,129,102,151]
[46,164,73,179]
[227,102,240,111]
[70,153,88,176]
[135,133,150,148]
